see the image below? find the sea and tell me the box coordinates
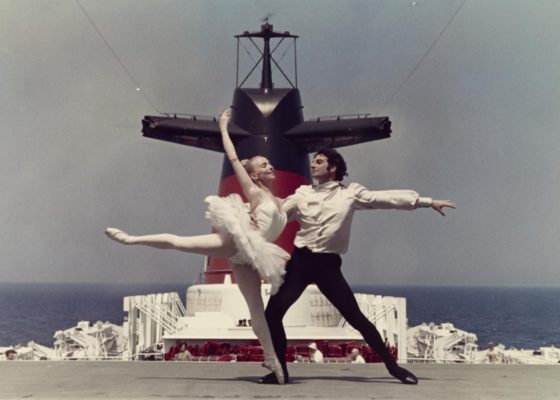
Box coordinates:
[1,283,558,350]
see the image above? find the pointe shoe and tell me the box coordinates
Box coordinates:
[105,227,133,244]
[388,365,418,385]
[262,358,285,385]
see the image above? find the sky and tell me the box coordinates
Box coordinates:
[1,0,559,287]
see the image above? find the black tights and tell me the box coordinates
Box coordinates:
[265,247,397,377]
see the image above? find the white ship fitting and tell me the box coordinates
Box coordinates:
[407,322,479,363]
[123,275,407,364]
[1,321,127,361]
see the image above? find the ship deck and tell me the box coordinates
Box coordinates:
[1,361,558,399]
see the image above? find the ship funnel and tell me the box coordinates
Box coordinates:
[141,25,392,285]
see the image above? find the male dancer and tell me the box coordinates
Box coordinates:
[259,148,455,385]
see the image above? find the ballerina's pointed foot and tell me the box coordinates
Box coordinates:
[389,365,418,385]
[262,358,285,385]
[105,228,134,244]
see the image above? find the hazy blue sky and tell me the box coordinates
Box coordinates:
[1,0,559,287]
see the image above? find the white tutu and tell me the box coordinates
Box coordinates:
[204,194,288,295]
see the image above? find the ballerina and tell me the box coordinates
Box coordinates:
[106,109,288,384]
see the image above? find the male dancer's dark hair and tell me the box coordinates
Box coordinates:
[315,148,348,181]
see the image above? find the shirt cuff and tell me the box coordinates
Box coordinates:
[417,197,433,208]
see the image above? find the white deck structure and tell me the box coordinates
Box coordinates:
[123,276,408,362]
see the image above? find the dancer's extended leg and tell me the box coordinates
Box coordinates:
[314,260,418,385]
[230,263,284,384]
[105,228,237,258]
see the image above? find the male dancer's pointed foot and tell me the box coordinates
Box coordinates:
[262,358,285,384]
[257,372,289,385]
[105,227,134,244]
[388,365,418,385]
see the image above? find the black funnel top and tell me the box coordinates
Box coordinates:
[142,24,391,157]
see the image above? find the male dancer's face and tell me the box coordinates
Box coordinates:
[311,154,335,184]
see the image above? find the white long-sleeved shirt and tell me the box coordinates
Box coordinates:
[282,181,432,254]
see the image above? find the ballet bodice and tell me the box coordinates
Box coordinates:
[205,193,289,294]
[251,198,287,242]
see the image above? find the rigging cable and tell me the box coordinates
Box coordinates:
[240,39,258,64]
[75,0,162,114]
[374,0,467,116]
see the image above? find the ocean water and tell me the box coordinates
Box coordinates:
[0,283,185,347]
[1,283,558,349]
[354,285,560,350]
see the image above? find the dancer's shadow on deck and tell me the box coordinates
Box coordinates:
[139,375,433,385]
[289,375,433,385]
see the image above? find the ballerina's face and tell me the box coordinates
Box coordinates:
[249,156,276,183]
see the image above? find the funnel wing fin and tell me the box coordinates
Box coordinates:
[142,115,251,153]
[283,117,391,152]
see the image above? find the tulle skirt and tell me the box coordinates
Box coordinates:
[204,194,288,295]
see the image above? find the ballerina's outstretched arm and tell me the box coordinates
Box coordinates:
[219,109,263,204]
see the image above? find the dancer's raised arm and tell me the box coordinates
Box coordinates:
[219,109,261,202]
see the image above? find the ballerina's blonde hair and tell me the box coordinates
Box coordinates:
[241,157,259,174]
